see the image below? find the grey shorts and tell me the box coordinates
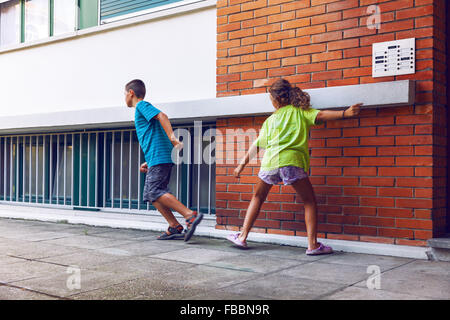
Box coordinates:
[258,166,308,185]
[143,163,174,204]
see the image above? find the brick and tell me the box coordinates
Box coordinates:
[343,127,376,137]
[360,236,395,245]
[360,136,394,146]
[327,157,358,167]
[378,126,414,136]
[312,70,342,81]
[344,187,377,196]
[378,187,413,197]
[396,198,432,209]
[343,147,376,157]
[395,156,433,166]
[396,219,432,230]
[378,147,414,156]
[360,197,395,207]
[326,177,358,186]
[327,137,358,147]
[378,228,413,239]
[361,217,395,227]
[378,208,413,218]
[344,225,377,236]
[343,167,377,176]
[361,178,394,187]
[378,167,414,177]
[343,206,376,216]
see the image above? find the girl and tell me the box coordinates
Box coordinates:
[227,78,362,255]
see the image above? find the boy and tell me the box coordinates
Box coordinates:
[125,79,203,241]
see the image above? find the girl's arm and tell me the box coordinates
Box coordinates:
[316,103,363,122]
[156,112,182,148]
[234,142,260,178]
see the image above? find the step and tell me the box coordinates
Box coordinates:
[427,235,450,262]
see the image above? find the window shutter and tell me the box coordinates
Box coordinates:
[100,0,185,22]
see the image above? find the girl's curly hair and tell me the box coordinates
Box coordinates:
[269,78,311,110]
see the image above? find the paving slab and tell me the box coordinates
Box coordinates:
[0,254,27,266]
[276,261,370,285]
[11,269,138,298]
[103,239,187,257]
[162,264,259,291]
[0,240,82,260]
[322,286,431,300]
[86,256,191,276]
[82,228,159,240]
[36,250,132,269]
[186,290,269,300]
[70,277,203,300]
[149,247,242,265]
[0,260,69,284]
[248,244,336,262]
[0,284,59,300]
[221,274,344,300]
[353,260,450,299]
[41,234,135,250]
[317,251,413,270]
[206,253,304,274]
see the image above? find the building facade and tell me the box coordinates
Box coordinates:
[0,0,449,253]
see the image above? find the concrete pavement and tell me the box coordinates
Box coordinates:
[0,217,449,300]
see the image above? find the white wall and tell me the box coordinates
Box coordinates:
[0,7,216,117]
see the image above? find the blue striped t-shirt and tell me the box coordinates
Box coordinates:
[134,100,174,167]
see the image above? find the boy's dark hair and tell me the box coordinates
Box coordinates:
[125,79,146,99]
[269,78,310,110]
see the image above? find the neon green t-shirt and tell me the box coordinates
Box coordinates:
[252,105,321,172]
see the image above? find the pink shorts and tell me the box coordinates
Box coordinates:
[258,166,308,185]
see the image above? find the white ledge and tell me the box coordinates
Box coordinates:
[0,80,414,134]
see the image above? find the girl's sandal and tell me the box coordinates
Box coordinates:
[227,233,248,248]
[305,242,333,255]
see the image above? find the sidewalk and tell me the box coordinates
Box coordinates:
[0,217,449,300]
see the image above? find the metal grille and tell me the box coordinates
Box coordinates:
[0,123,216,215]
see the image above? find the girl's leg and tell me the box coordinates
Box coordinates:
[239,178,273,242]
[290,177,320,251]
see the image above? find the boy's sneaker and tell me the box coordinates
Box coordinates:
[184,211,203,242]
[157,225,185,240]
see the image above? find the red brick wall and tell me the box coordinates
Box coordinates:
[215,0,447,246]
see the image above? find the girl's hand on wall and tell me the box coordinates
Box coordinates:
[345,103,363,117]
[234,164,244,178]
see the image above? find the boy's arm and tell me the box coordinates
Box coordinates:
[155,112,182,147]
[316,103,363,122]
[234,142,260,178]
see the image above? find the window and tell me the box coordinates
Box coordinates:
[24,0,49,41]
[0,0,89,47]
[0,123,217,215]
[0,0,21,46]
[53,0,77,36]
[100,0,190,24]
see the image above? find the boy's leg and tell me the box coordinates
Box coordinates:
[239,178,272,242]
[152,200,181,228]
[155,193,195,220]
[290,177,319,251]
